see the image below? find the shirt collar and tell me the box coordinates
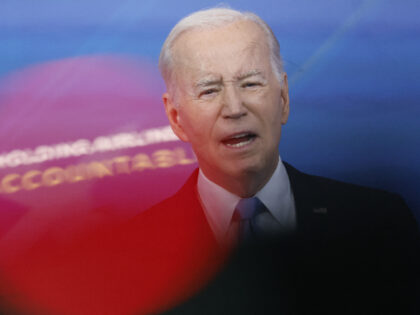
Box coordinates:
[256,158,295,226]
[197,156,295,241]
[197,168,241,241]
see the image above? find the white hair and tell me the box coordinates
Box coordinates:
[158,7,284,94]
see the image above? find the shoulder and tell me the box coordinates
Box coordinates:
[130,168,209,232]
[146,169,200,214]
[284,161,419,239]
[284,161,409,209]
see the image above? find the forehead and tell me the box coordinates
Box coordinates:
[171,20,271,81]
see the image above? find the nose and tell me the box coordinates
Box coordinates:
[221,86,247,119]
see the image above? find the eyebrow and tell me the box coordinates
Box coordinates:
[195,77,223,88]
[194,70,265,88]
[235,70,264,81]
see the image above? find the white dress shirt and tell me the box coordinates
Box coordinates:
[197,157,296,243]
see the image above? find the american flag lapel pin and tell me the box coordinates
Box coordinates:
[313,207,328,214]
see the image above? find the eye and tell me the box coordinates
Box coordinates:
[199,88,219,98]
[241,81,261,88]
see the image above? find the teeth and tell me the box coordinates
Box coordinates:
[231,133,249,139]
[225,137,253,147]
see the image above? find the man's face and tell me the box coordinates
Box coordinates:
[163,20,289,195]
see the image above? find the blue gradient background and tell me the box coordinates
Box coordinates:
[1,0,419,221]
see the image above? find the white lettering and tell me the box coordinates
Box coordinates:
[0,126,179,169]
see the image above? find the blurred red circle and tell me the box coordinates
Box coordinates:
[0,55,224,315]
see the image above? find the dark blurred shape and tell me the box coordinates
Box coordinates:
[148,164,420,315]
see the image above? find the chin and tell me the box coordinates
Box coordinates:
[225,158,265,177]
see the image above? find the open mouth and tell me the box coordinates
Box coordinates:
[221,132,257,148]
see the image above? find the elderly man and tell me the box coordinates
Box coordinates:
[130,7,419,315]
[160,8,294,244]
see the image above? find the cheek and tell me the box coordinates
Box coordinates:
[259,93,283,121]
[180,107,213,142]
[268,91,284,122]
[263,100,284,140]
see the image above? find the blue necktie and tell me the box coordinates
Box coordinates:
[233,197,268,242]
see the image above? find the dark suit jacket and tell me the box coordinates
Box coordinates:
[130,163,420,315]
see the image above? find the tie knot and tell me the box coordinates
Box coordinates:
[233,197,263,221]
[230,197,270,243]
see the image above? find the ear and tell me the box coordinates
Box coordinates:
[162,92,189,142]
[280,73,290,125]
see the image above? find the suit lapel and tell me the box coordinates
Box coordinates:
[283,162,329,242]
[175,169,219,245]
[173,169,234,261]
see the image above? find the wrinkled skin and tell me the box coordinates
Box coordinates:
[163,20,289,197]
